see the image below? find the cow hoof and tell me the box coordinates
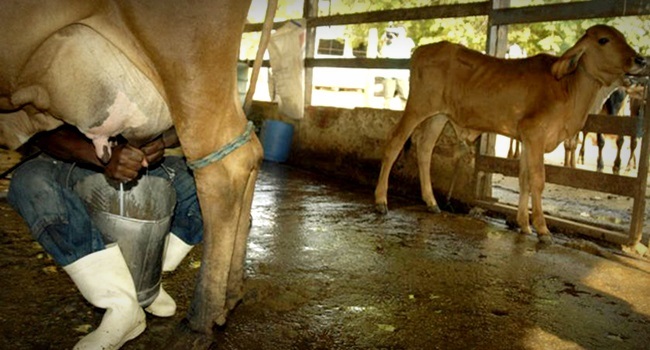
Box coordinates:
[375,203,388,215]
[538,234,553,244]
[165,318,216,350]
[519,227,532,235]
[226,293,243,312]
[427,205,441,214]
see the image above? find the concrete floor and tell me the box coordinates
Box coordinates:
[1,160,650,349]
[209,161,650,350]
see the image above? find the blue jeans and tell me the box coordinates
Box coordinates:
[8,154,203,266]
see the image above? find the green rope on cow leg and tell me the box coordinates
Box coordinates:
[186,121,255,170]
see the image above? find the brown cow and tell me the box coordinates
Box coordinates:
[375,25,646,243]
[0,0,263,345]
[563,84,639,173]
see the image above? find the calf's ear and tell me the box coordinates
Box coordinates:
[552,46,585,79]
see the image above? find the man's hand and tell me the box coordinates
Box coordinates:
[104,144,147,182]
[140,136,166,166]
[104,135,168,182]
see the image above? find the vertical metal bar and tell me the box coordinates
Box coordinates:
[476,0,509,200]
[628,79,650,246]
[364,28,379,106]
[303,0,318,107]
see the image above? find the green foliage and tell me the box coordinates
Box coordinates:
[332,0,650,57]
[509,18,650,56]
[242,1,649,60]
[411,17,487,50]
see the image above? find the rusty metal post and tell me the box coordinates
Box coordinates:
[303,0,318,107]
[475,0,510,200]
[628,78,650,248]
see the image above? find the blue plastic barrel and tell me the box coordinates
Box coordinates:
[261,120,294,162]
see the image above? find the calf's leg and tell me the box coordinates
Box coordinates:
[412,115,447,213]
[516,147,532,235]
[375,109,430,213]
[524,141,552,242]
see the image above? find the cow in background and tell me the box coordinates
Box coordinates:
[564,83,644,174]
[624,84,646,172]
[374,25,646,243]
[0,0,263,344]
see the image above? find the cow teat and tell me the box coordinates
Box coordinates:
[91,137,112,164]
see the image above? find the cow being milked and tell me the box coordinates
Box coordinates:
[375,25,646,243]
[0,0,263,348]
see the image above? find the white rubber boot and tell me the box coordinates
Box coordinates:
[63,244,146,350]
[162,233,194,272]
[144,286,176,317]
[144,233,194,317]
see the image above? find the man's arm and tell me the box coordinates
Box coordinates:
[31,125,163,182]
[31,124,105,168]
[140,127,179,166]
[161,127,180,149]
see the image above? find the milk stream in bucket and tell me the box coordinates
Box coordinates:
[119,182,125,216]
[74,174,176,307]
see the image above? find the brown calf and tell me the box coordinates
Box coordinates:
[375,25,646,242]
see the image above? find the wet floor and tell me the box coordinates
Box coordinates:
[2,161,650,349]
[211,162,650,349]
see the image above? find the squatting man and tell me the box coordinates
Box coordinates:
[8,124,203,349]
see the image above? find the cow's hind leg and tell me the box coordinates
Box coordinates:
[596,133,605,172]
[627,98,642,172]
[412,115,447,213]
[508,138,518,159]
[184,125,263,334]
[374,108,431,214]
[577,131,587,165]
[225,161,261,311]
[626,136,638,172]
[613,135,624,174]
[164,122,262,350]
[563,134,578,168]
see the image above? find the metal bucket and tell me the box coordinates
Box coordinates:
[74,174,176,307]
